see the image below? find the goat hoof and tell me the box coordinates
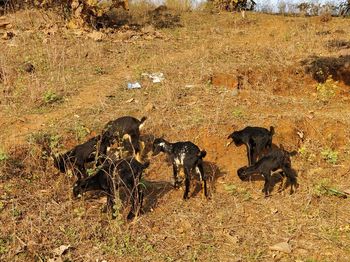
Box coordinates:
[174,182,182,189]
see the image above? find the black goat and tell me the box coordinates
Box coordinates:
[152,138,208,200]
[73,157,149,221]
[101,116,147,161]
[237,145,297,197]
[227,126,275,166]
[53,135,112,180]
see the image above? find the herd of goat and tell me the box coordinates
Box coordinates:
[50,116,298,221]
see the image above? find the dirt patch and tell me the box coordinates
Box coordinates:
[209,72,242,90]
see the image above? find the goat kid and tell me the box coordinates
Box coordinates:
[73,157,149,221]
[227,126,275,166]
[102,116,147,162]
[152,138,209,200]
[53,135,112,180]
[237,145,298,197]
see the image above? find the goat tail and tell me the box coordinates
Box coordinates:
[269,126,275,136]
[198,150,207,159]
[140,116,147,124]
[139,116,147,130]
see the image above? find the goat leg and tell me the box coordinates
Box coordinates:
[173,164,181,189]
[262,172,271,197]
[127,185,140,221]
[246,144,252,166]
[183,168,191,200]
[197,163,209,199]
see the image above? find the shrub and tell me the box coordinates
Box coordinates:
[316,76,338,102]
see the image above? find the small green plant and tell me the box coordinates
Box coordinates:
[313,179,331,197]
[74,124,90,142]
[232,108,244,119]
[0,149,9,162]
[224,183,238,195]
[0,237,9,255]
[12,208,23,218]
[223,183,251,200]
[321,148,338,164]
[313,179,345,198]
[94,66,107,75]
[298,145,316,162]
[43,90,62,104]
[73,207,85,219]
[316,76,339,102]
[28,132,62,154]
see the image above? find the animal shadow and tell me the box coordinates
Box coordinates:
[141,180,173,214]
[191,161,226,198]
[240,170,297,195]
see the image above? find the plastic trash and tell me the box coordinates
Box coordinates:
[141,72,165,83]
[127,82,142,89]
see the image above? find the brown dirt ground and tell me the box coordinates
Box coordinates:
[1,8,350,262]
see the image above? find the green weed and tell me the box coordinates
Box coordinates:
[321,148,338,164]
[0,149,9,162]
[316,76,338,102]
[43,90,62,104]
[232,108,244,119]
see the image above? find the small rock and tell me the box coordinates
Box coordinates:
[269,241,292,253]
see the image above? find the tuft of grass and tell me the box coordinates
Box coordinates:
[223,183,238,195]
[0,149,9,162]
[0,237,9,255]
[316,76,339,103]
[232,107,244,119]
[313,179,346,198]
[43,90,62,105]
[73,123,90,142]
[298,145,316,162]
[321,148,338,165]
[94,66,107,75]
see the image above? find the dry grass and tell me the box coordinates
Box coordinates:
[1,8,350,262]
